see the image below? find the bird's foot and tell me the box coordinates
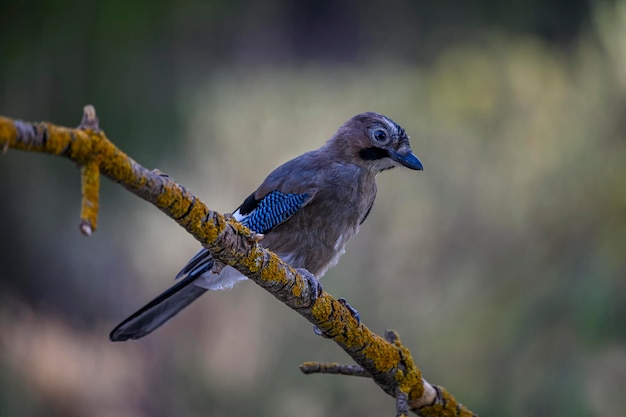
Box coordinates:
[338,297,361,326]
[295,268,323,303]
[248,233,265,242]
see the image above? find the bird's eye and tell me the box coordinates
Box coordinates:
[373,129,387,142]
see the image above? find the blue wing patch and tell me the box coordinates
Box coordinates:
[239,191,309,234]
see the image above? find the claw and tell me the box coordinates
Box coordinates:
[338,297,360,325]
[296,268,323,303]
[249,233,265,242]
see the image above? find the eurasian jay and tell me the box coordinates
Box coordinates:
[110,112,423,341]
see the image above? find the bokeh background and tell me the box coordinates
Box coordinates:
[1,1,625,416]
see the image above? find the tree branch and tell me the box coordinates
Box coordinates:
[0,106,476,416]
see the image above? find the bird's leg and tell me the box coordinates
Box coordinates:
[338,297,361,326]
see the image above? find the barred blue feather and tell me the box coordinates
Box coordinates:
[240,191,309,234]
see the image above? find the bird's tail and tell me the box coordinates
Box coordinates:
[109,273,208,342]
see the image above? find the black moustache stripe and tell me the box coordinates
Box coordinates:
[359,147,389,161]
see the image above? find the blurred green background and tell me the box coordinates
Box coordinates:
[1,1,625,416]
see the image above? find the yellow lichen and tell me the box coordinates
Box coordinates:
[258,253,288,285]
[48,124,78,157]
[80,161,100,232]
[227,219,251,237]
[311,294,333,322]
[0,117,17,146]
[363,343,400,372]
[400,371,424,401]
[241,246,265,273]
[291,275,304,297]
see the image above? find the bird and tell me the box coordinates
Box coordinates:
[110,112,423,341]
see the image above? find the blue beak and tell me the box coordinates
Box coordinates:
[390,150,423,170]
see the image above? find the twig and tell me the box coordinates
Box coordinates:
[396,389,410,417]
[299,362,371,377]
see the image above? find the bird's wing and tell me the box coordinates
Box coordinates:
[234,189,316,234]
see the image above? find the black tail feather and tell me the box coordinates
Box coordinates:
[110,274,208,342]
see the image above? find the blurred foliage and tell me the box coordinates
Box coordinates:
[1,1,626,416]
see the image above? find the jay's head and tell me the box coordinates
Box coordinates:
[330,112,423,173]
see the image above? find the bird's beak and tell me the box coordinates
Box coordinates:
[390,150,423,170]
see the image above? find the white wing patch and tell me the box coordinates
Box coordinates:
[194,266,248,291]
[232,209,245,222]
